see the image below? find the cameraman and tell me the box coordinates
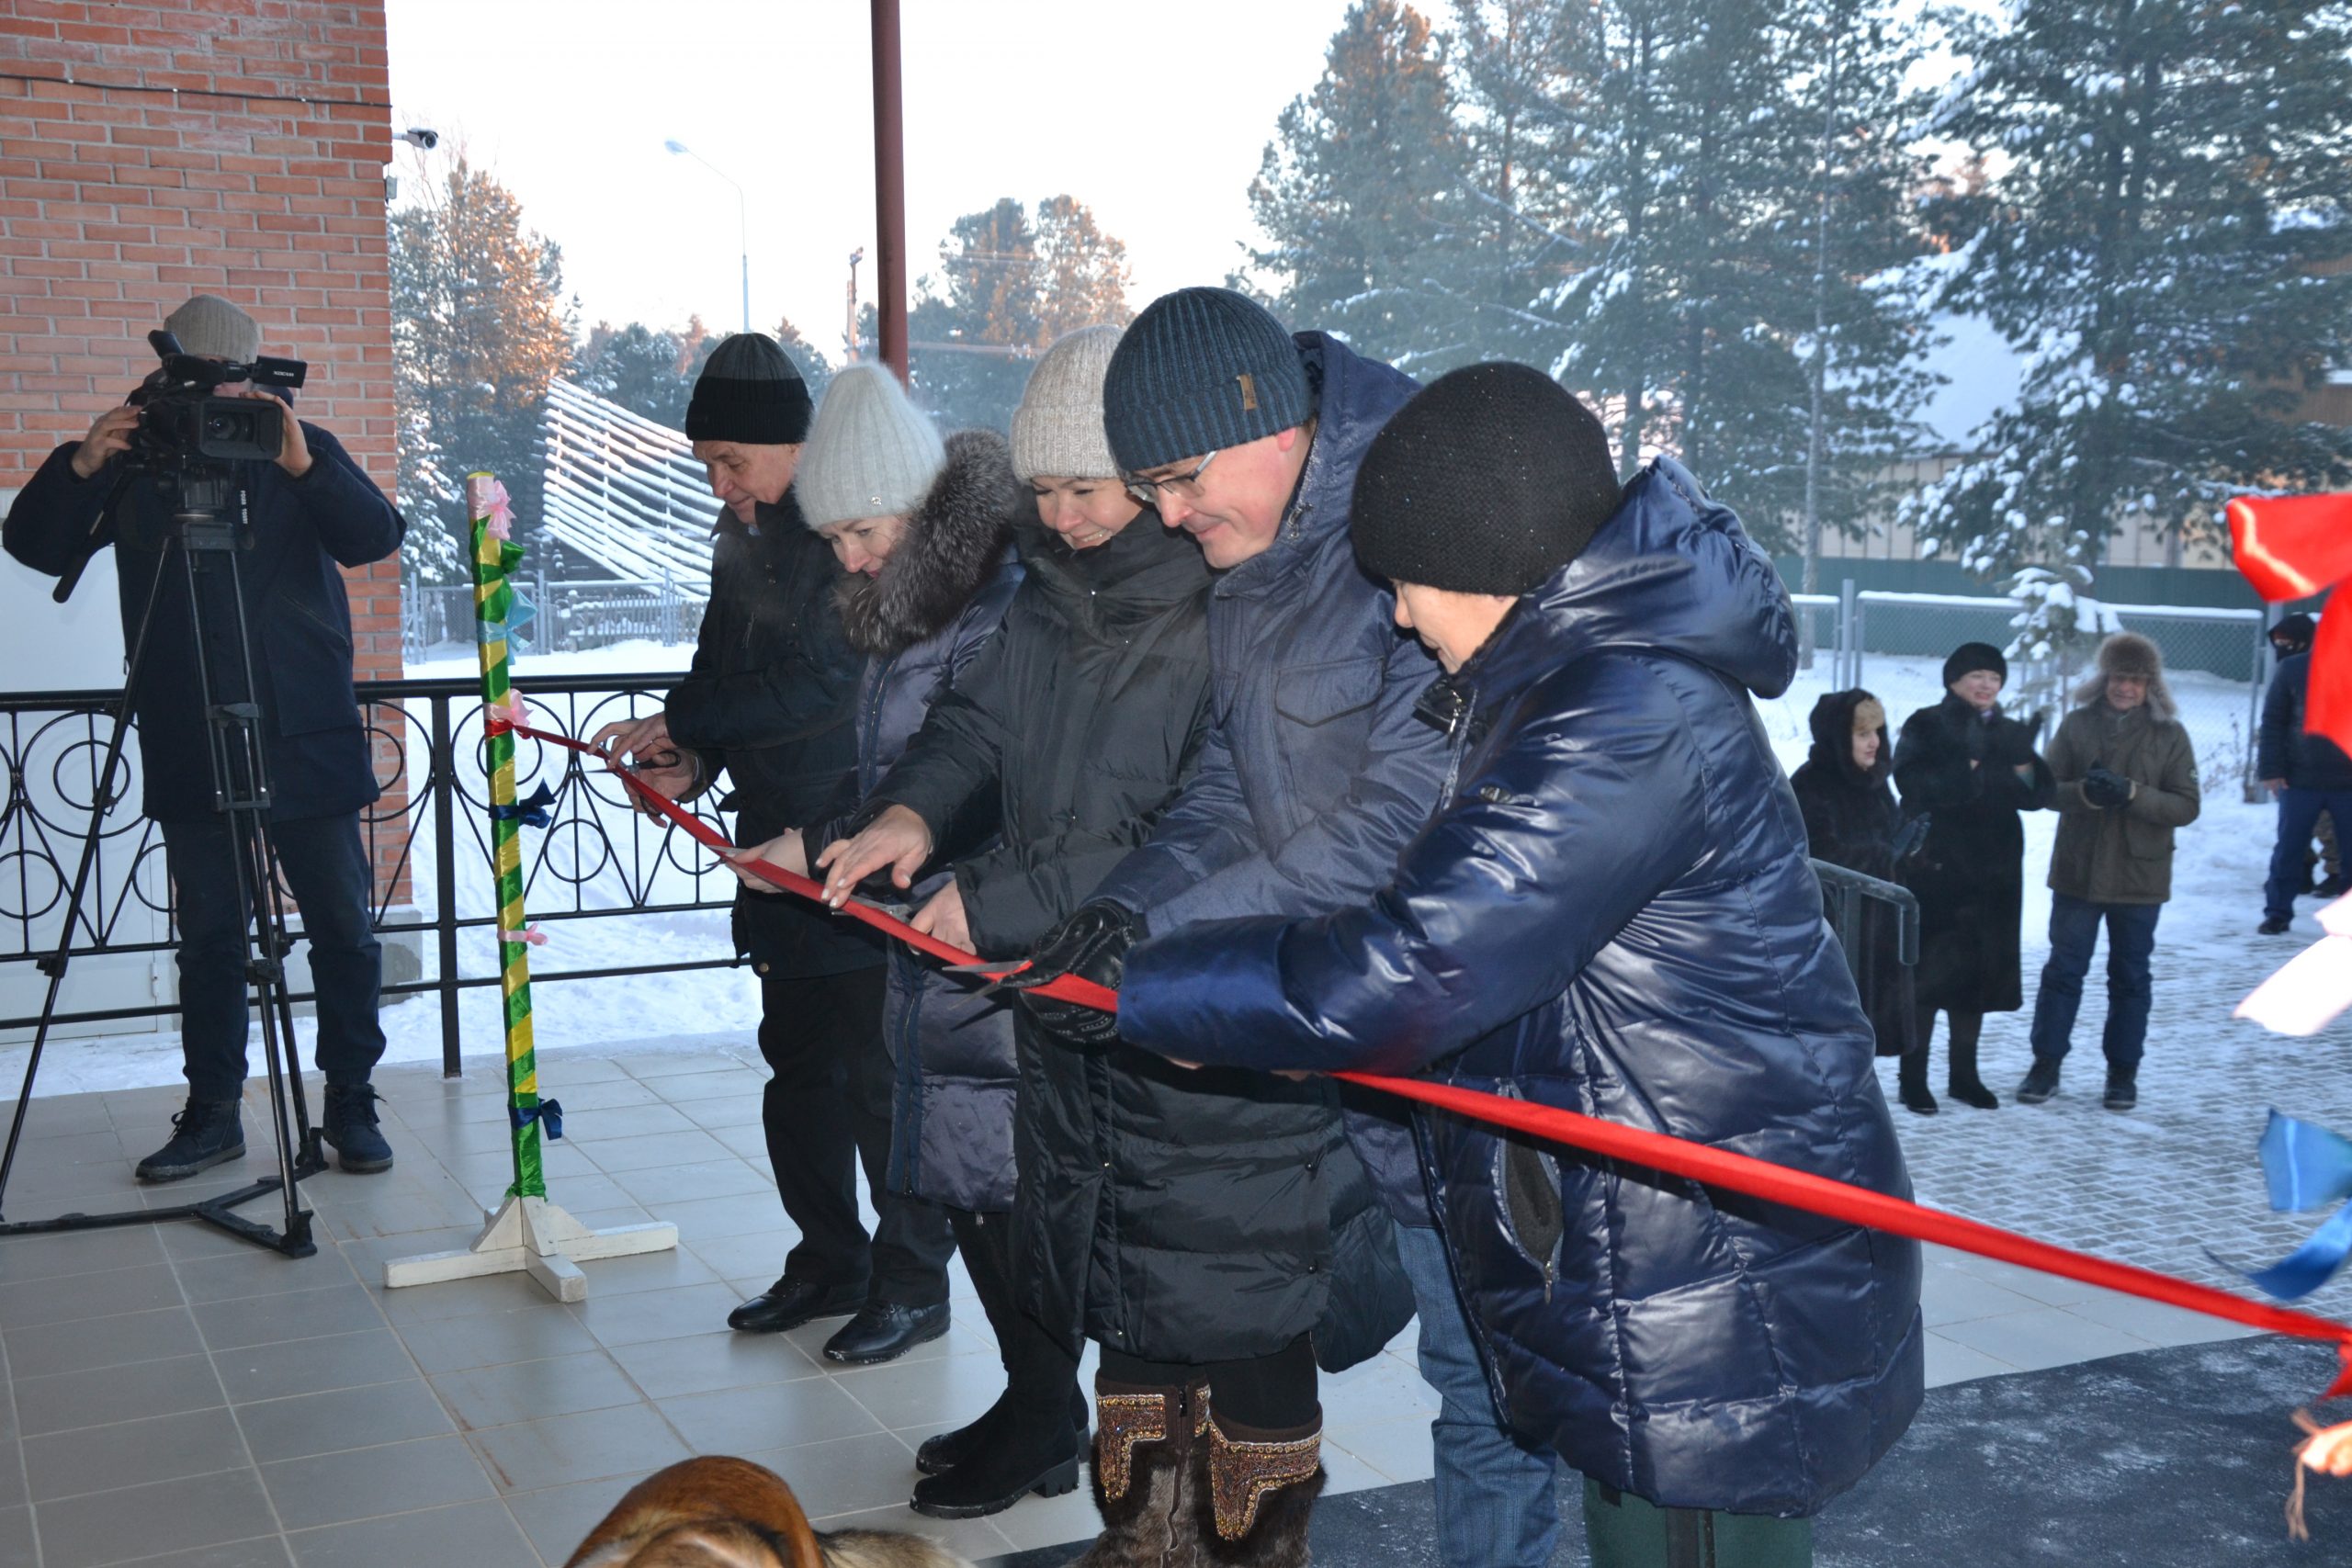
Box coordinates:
[3,295,406,1182]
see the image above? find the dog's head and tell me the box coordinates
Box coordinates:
[566,1457,971,1568]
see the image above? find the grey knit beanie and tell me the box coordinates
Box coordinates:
[164,294,261,362]
[1012,326,1124,481]
[795,364,947,530]
[685,333,813,445]
[1102,287,1312,473]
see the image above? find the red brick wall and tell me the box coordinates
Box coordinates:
[0,0,408,902]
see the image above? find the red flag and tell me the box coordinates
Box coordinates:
[2229,494,2352,757]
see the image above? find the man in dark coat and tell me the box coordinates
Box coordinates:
[4,295,404,1181]
[2019,633,2199,1111]
[1117,364,1922,1564]
[2266,614,2342,897]
[1009,290,1568,1566]
[587,335,882,1340]
[1891,645,2055,1113]
[2259,615,2352,934]
[1792,690,1916,1060]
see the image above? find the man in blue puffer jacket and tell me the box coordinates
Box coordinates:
[1009,290,1571,1564]
[1117,364,1923,1565]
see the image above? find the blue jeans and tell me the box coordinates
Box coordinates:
[1395,1221,1566,1568]
[2267,787,2352,920]
[163,811,385,1103]
[2027,892,2161,1072]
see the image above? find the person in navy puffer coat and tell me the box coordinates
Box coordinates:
[1117,364,1923,1561]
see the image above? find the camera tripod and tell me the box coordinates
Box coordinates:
[0,470,327,1257]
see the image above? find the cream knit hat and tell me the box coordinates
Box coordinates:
[1011,325,1124,481]
[795,364,947,530]
[164,294,261,362]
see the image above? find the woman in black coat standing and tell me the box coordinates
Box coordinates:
[1893,643,2054,1114]
[818,328,1390,1563]
[1792,690,1917,1062]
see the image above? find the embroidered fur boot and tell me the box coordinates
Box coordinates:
[1186,1406,1325,1566]
[1069,1376,1209,1568]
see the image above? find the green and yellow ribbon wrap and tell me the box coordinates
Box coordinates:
[468,473,547,1200]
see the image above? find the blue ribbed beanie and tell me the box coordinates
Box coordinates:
[1102,287,1313,472]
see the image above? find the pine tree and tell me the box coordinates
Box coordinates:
[390,155,574,581]
[769,316,835,400]
[1241,2,1485,375]
[1453,0,1934,552]
[574,321,691,427]
[907,196,1132,434]
[1905,0,2352,684]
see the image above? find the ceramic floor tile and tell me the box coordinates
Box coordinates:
[2059,1288,2265,1349]
[605,1327,818,1400]
[428,1348,643,1434]
[647,1068,768,1104]
[173,1247,361,1307]
[577,1130,731,1174]
[985,1473,1113,1552]
[1934,1304,2156,1373]
[673,1095,766,1132]
[647,1192,793,1243]
[236,1376,455,1462]
[286,1496,539,1568]
[1919,1265,2049,1327]
[810,1498,1015,1562]
[606,1157,773,1208]
[215,1327,420,1404]
[395,1304,601,1375]
[117,1540,300,1567]
[1922,1329,2019,1387]
[0,1507,32,1567]
[740,1428,926,1517]
[260,1432,497,1530]
[3,1303,205,1376]
[678,1228,795,1283]
[1326,1413,1439,1484]
[34,1466,277,1568]
[0,1224,166,1282]
[465,1402,692,1495]
[24,1404,249,1501]
[569,1281,742,1348]
[830,1347,1008,1433]
[0,1260,184,1330]
[566,1246,718,1297]
[195,1281,388,1351]
[505,1474,637,1562]
[657,1374,883,1454]
[14,1351,225,1437]
[373,1270,557,1326]
[556,1100,696,1142]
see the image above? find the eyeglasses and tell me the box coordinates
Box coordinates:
[1125,449,1219,505]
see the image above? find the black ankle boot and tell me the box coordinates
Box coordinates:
[322,1085,394,1173]
[134,1098,244,1182]
[1896,1052,1938,1115]
[1946,1040,1999,1110]
[916,1386,1089,1477]
[908,1398,1080,1518]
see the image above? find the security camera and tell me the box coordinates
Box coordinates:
[399,128,439,151]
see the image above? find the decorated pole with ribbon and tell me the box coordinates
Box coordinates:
[384,477,676,1300]
[468,473,551,1200]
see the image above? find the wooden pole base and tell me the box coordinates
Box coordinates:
[383,1193,678,1303]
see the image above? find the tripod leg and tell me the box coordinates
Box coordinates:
[0,539,174,1215]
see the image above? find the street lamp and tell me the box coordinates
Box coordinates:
[663,138,750,334]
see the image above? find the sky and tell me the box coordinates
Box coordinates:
[385,0,1358,355]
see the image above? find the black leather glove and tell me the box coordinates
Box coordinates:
[2081,766,2134,809]
[995,899,1145,1047]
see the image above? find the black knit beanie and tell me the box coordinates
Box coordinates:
[1101,287,1312,473]
[684,333,813,446]
[1943,641,2008,688]
[1350,361,1621,596]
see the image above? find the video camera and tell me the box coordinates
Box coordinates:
[127,329,308,467]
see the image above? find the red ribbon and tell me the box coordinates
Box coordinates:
[523,719,2352,1392]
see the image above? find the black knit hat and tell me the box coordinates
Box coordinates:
[684,333,813,446]
[1943,641,2008,688]
[1350,361,1621,596]
[2272,612,2318,650]
[1102,288,1312,472]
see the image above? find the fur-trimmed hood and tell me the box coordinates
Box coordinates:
[2070,630,2177,722]
[835,429,1022,659]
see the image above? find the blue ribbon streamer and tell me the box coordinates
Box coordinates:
[509,1099,564,1141]
[507,591,537,636]
[2238,1111,2352,1300]
[488,781,557,828]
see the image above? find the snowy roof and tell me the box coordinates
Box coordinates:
[538,379,716,592]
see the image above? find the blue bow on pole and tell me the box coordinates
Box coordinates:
[2237,1111,2352,1300]
[488,781,557,829]
[509,1099,564,1141]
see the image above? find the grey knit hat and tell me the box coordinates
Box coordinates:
[1102,288,1312,473]
[685,333,813,446]
[1012,326,1124,481]
[795,364,947,530]
[164,294,261,362]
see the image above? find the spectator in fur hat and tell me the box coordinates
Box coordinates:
[2018,632,2199,1111]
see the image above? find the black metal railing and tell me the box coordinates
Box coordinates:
[1,674,741,1077]
[1812,859,1921,968]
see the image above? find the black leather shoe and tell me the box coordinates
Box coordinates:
[2258,914,2294,935]
[2016,1058,2061,1105]
[2103,1073,2138,1111]
[822,1300,949,1365]
[728,1276,865,1335]
[916,1388,1091,1476]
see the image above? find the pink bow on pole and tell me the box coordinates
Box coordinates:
[480,478,516,541]
[483,691,532,736]
[499,924,548,947]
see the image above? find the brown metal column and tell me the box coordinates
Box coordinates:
[871,0,909,386]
